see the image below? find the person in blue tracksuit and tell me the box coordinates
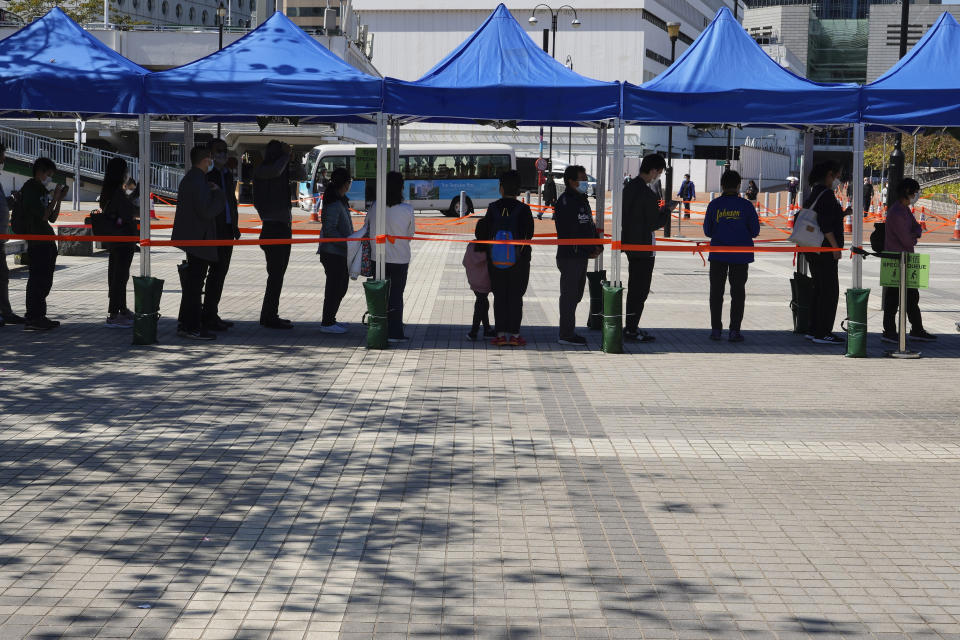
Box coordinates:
[703,170,760,343]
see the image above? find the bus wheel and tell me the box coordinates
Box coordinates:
[445,195,474,218]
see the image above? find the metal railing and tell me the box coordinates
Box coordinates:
[0,125,182,196]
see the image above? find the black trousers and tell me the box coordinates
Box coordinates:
[625,253,655,331]
[179,254,210,333]
[0,247,13,316]
[471,290,491,334]
[883,286,923,335]
[807,253,840,338]
[25,241,57,322]
[385,262,408,339]
[683,201,691,218]
[320,251,349,325]
[709,261,749,331]
[203,244,233,324]
[107,245,135,315]
[557,256,588,337]
[260,221,291,322]
[489,260,530,335]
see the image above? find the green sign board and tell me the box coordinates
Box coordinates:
[880,253,930,289]
[354,147,377,179]
[715,160,726,166]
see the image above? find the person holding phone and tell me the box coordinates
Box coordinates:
[22,157,67,331]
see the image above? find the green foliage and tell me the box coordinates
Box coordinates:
[863,133,960,170]
[6,0,104,23]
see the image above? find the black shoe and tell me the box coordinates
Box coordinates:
[25,318,60,331]
[466,332,478,342]
[203,319,231,332]
[623,327,639,340]
[728,330,744,343]
[483,328,497,338]
[909,329,936,342]
[2,313,25,325]
[178,328,216,340]
[218,318,235,328]
[880,332,898,344]
[558,335,587,346]
[260,317,293,329]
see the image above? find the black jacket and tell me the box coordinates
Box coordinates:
[554,187,597,259]
[100,188,139,249]
[482,197,535,263]
[806,184,846,249]
[172,167,226,262]
[253,152,292,223]
[622,178,668,258]
[207,167,241,240]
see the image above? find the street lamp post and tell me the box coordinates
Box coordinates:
[529,4,580,189]
[664,21,680,238]
[216,3,226,138]
[565,55,574,165]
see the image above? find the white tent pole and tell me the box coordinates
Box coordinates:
[183,119,194,171]
[610,118,625,287]
[138,114,151,278]
[852,123,865,289]
[375,112,388,280]
[594,123,606,272]
[799,130,814,202]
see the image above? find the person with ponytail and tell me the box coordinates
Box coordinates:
[317,167,354,333]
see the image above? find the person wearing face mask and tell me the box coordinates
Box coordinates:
[171,145,225,340]
[253,140,295,330]
[804,160,850,345]
[0,143,25,327]
[317,167,355,333]
[621,154,671,342]
[881,178,935,344]
[20,157,68,331]
[553,165,599,346]
[99,157,139,328]
[202,139,241,332]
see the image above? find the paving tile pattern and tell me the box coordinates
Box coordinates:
[2,214,960,639]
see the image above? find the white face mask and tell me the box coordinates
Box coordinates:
[124,188,135,196]
[910,192,920,205]
[206,159,215,173]
[42,176,54,190]
[832,178,841,190]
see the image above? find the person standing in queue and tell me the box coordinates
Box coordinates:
[483,169,535,347]
[703,170,760,343]
[881,178,935,344]
[677,173,696,220]
[20,157,68,331]
[99,157,139,329]
[318,167,354,333]
[804,161,849,345]
[254,140,295,330]
[0,144,25,327]
[367,171,415,343]
[171,146,225,340]
[554,165,599,346]
[202,138,241,332]
[621,154,671,342]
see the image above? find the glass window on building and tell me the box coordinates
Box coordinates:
[132,0,138,7]
[189,6,195,20]
[249,0,255,10]
[161,0,168,15]
[286,7,298,16]
[202,9,208,23]
[175,3,181,17]
[147,0,153,11]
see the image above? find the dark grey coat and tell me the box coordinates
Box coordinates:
[172,167,226,262]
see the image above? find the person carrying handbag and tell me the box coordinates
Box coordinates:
[97,157,139,328]
[803,161,849,345]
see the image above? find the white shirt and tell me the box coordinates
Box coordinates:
[366,201,416,265]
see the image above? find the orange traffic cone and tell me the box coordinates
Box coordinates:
[309,192,320,222]
[953,212,960,240]
[844,214,852,234]
[787,206,795,229]
[149,193,158,220]
[919,207,928,232]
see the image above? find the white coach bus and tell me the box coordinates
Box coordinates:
[299,143,516,217]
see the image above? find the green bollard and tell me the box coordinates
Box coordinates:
[789,271,814,334]
[586,269,606,331]
[132,276,164,345]
[843,288,870,358]
[363,279,389,350]
[600,282,623,354]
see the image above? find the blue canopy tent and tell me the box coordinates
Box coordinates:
[378,3,620,282]
[621,6,867,289]
[144,11,382,122]
[862,12,960,129]
[622,7,859,127]
[0,7,147,116]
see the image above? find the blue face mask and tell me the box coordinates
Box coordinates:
[577,182,588,194]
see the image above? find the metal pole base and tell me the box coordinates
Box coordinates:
[885,349,921,359]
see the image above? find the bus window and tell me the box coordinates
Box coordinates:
[318,155,355,179]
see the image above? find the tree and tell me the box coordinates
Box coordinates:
[7,0,112,24]
[863,132,960,171]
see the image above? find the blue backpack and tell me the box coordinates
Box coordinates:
[490,204,519,269]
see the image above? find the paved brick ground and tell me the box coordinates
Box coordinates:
[3,209,960,639]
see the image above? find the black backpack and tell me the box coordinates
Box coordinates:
[869,222,885,254]
[8,189,24,234]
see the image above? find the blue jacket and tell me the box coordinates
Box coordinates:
[703,194,760,264]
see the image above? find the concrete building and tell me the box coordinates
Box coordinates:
[866,3,959,82]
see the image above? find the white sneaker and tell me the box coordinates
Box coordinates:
[319,323,347,334]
